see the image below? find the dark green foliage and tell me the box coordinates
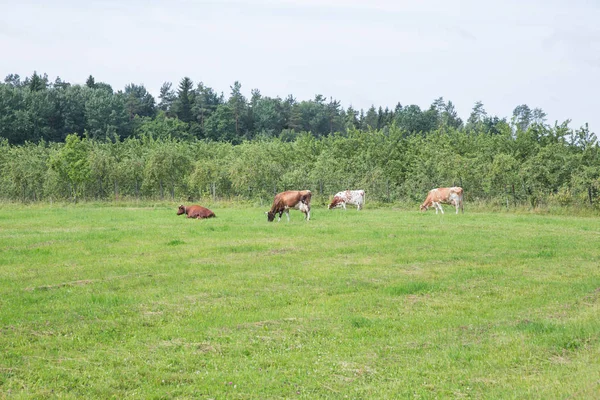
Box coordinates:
[250,92,285,137]
[85,75,96,88]
[124,83,156,119]
[173,77,194,123]
[363,106,379,130]
[192,82,223,136]
[158,82,176,115]
[203,104,238,142]
[134,111,191,140]
[0,71,598,207]
[228,81,248,138]
[28,71,47,92]
[4,73,23,87]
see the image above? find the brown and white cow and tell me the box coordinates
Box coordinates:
[328,189,365,211]
[420,187,464,214]
[177,204,216,219]
[266,190,312,222]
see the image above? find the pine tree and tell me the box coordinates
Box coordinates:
[467,101,487,129]
[363,106,378,130]
[228,81,247,138]
[86,75,96,89]
[28,71,46,92]
[174,77,194,123]
[158,82,176,115]
[512,104,532,132]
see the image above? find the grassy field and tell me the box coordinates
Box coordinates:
[0,203,599,398]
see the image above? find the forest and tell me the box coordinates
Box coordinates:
[0,72,598,207]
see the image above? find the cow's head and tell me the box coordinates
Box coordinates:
[419,204,428,212]
[177,205,186,215]
[266,211,276,222]
[328,197,341,210]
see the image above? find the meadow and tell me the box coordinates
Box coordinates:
[0,203,599,398]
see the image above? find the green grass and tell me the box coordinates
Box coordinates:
[1,204,599,398]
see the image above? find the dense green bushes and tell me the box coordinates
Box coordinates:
[1,122,598,208]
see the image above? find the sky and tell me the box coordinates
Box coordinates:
[1,0,599,131]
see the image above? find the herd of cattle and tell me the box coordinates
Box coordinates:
[177,187,464,221]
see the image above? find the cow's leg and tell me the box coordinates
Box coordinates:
[439,203,444,214]
[277,210,283,222]
[342,202,346,211]
[306,209,310,221]
[286,209,290,222]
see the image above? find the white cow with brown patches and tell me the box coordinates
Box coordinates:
[328,190,365,211]
[420,187,464,214]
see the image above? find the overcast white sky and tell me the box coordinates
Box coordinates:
[1,0,599,131]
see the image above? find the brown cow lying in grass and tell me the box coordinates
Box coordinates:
[420,187,464,214]
[266,190,311,222]
[177,204,216,219]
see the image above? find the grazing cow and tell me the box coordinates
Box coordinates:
[266,190,312,222]
[177,204,216,219]
[328,189,365,211]
[420,187,464,214]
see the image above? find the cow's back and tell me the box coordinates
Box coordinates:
[354,190,365,202]
[187,205,215,219]
[450,187,463,197]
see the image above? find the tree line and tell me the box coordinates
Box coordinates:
[2,71,523,144]
[0,71,598,208]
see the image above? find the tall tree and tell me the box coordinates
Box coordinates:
[28,71,46,92]
[4,74,23,87]
[158,82,176,115]
[193,82,222,132]
[362,106,378,130]
[124,83,156,119]
[512,104,532,132]
[203,104,237,142]
[467,101,487,131]
[282,95,301,132]
[53,76,70,89]
[327,98,343,133]
[84,89,128,140]
[532,108,547,125]
[252,95,284,137]
[441,101,463,130]
[173,77,194,123]
[85,75,96,89]
[228,81,247,138]
[345,105,359,131]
